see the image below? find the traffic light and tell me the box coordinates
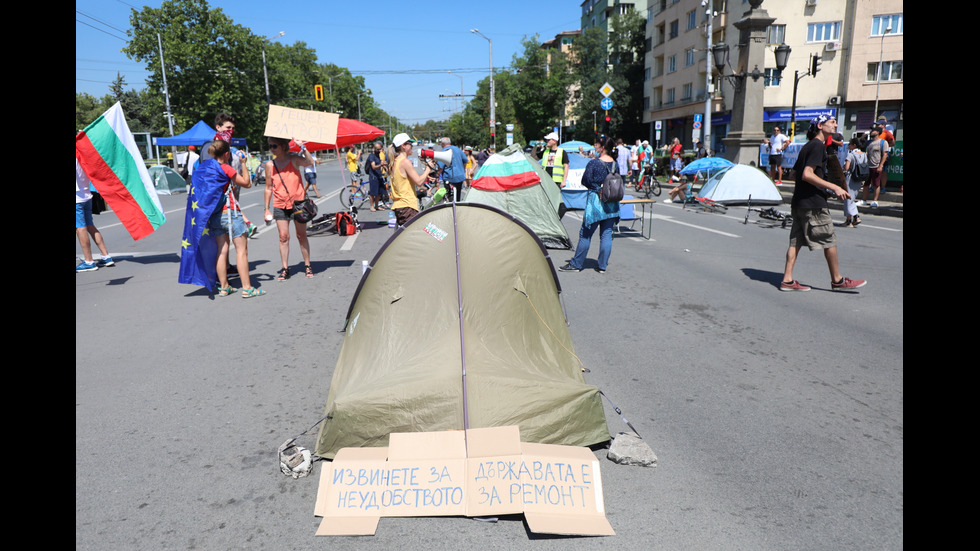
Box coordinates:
[810,54,822,76]
[314,84,324,101]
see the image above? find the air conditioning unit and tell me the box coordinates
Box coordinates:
[825,41,841,51]
[806,0,818,6]
[828,96,842,106]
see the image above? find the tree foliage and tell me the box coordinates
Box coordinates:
[570,10,646,141]
[120,0,397,146]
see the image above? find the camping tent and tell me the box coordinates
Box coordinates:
[313,203,610,459]
[465,144,571,249]
[697,164,783,205]
[148,165,186,195]
[153,121,247,148]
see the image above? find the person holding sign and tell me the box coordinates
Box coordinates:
[264,137,316,280]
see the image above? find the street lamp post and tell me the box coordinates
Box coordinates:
[261,31,285,106]
[873,25,893,122]
[711,0,786,165]
[471,29,495,150]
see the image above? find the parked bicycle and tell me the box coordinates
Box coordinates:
[633,165,662,198]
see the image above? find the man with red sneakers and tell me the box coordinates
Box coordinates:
[781,114,866,292]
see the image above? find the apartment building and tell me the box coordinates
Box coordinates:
[643,0,903,152]
[582,0,651,32]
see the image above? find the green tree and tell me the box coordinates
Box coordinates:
[124,0,268,144]
[510,36,575,142]
[570,10,646,141]
[76,93,106,131]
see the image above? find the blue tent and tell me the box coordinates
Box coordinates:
[153,121,247,147]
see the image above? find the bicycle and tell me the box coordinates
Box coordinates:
[742,194,792,228]
[633,165,662,198]
[340,177,371,210]
[694,196,728,214]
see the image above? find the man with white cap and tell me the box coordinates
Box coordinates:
[541,132,569,188]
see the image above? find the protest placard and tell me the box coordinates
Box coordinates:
[263,105,339,145]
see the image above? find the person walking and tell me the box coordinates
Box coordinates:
[559,137,621,274]
[780,115,866,292]
[841,137,867,228]
[263,136,315,280]
[75,159,114,272]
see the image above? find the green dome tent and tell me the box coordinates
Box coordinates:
[314,203,609,459]
[464,144,571,249]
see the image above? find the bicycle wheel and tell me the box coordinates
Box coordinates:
[650,178,662,197]
[341,184,368,209]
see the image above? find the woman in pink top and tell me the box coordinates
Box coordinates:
[263,137,316,280]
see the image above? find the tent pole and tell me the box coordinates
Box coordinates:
[450,193,469,430]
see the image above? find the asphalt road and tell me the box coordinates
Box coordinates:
[76,158,903,550]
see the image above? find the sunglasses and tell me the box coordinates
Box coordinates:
[268,143,280,149]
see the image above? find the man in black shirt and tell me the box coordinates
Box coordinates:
[780,115,867,292]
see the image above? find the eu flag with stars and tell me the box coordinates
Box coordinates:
[178,159,227,290]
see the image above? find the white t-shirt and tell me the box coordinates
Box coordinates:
[770,133,789,156]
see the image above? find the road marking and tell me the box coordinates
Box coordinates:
[649,214,741,237]
[340,233,358,250]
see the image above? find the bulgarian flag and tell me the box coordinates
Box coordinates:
[76,102,165,240]
[471,148,541,192]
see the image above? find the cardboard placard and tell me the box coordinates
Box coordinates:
[263,105,339,145]
[314,426,614,537]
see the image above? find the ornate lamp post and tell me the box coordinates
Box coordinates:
[711,0,786,165]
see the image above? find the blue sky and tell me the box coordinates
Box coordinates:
[76,0,585,125]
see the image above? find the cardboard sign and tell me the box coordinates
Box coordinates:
[314,426,614,537]
[264,105,339,145]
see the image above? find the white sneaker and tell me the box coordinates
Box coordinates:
[855,200,865,206]
[663,198,673,203]
[870,201,878,208]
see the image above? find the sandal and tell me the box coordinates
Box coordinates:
[242,287,266,298]
[218,286,238,297]
[305,265,314,278]
[277,268,290,281]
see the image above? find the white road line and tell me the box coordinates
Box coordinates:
[340,233,358,251]
[650,214,741,237]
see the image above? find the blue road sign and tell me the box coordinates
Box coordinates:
[600,97,613,110]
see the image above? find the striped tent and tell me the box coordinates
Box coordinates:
[464,144,571,249]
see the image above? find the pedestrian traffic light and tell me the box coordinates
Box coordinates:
[314,84,324,101]
[810,54,822,76]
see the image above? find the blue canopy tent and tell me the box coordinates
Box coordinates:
[153,121,247,147]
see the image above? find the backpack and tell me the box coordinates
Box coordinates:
[851,152,870,181]
[600,162,624,203]
[336,211,356,236]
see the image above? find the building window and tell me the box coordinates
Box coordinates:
[685,48,696,67]
[767,24,785,45]
[668,55,677,73]
[645,68,651,81]
[687,10,697,31]
[656,23,665,45]
[867,61,903,82]
[872,14,903,36]
[682,83,692,100]
[644,96,650,111]
[807,21,841,43]
[670,20,679,39]
[764,68,782,87]
[666,88,675,104]
[562,36,574,46]
[645,37,652,52]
